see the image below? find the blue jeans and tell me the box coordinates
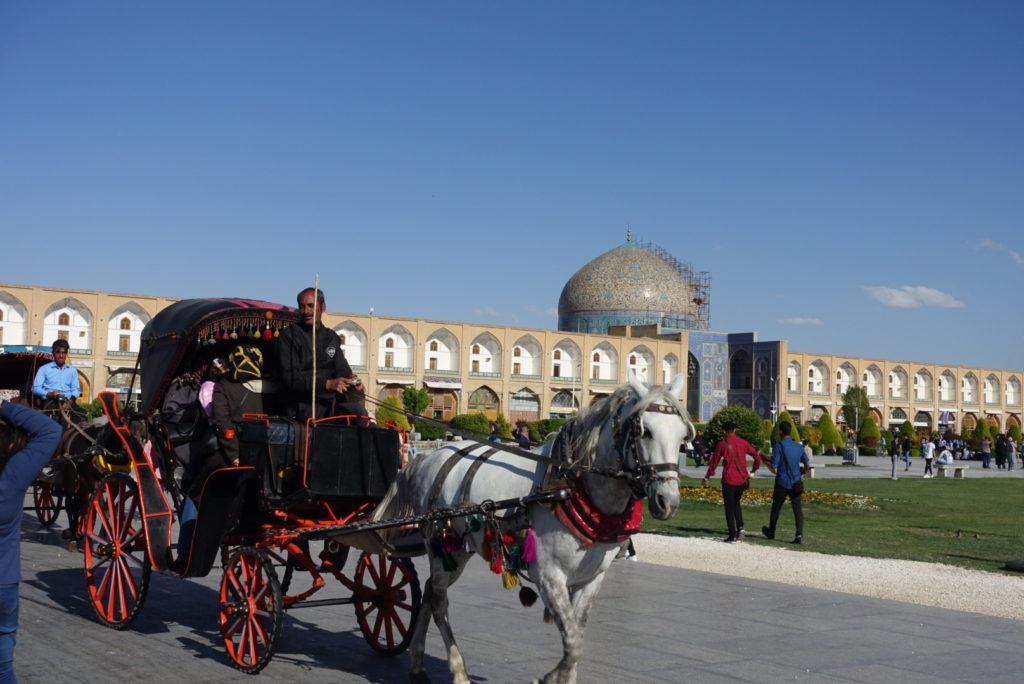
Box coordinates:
[902,452,911,469]
[0,583,18,684]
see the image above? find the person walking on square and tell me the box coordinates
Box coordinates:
[981,435,992,469]
[701,421,762,543]
[901,434,912,470]
[762,421,810,544]
[922,438,935,478]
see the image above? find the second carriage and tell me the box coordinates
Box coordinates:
[82,298,423,673]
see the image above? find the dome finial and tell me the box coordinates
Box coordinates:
[626,225,632,243]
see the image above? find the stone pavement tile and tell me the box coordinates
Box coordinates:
[708,657,856,684]
[819,663,964,684]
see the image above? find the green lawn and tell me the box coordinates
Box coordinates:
[643,477,1024,575]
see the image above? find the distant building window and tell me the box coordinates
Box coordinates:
[592,352,600,362]
[338,333,346,344]
[472,344,480,354]
[58,313,70,326]
[384,352,394,367]
[513,347,521,357]
[120,317,131,330]
[429,357,437,370]
[513,362,521,374]
[58,330,69,341]
[119,335,130,352]
[472,360,480,373]
[553,350,561,360]
[385,338,394,349]
[429,341,438,351]
[552,364,561,378]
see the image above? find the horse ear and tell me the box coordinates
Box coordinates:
[628,370,647,396]
[667,373,685,398]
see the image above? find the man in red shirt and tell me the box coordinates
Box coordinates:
[701,421,763,543]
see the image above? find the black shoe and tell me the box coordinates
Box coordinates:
[761,525,774,540]
[791,535,803,544]
[723,536,737,543]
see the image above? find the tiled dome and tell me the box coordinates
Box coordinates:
[557,243,699,334]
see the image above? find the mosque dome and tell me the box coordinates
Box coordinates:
[557,241,708,334]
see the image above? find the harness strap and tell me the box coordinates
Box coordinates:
[427,445,476,512]
[458,447,499,505]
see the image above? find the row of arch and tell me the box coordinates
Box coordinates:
[336,321,683,384]
[785,359,1021,406]
[0,292,149,353]
[819,406,1022,434]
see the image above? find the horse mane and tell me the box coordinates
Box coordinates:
[564,381,687,467]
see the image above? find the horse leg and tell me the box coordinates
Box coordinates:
[532,570,583,684]
[560,576,608,684]
[410,552,473,684]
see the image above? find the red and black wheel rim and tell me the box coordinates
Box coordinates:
[32,482,62,526]
[219,547,283,674]
[353,552,421,656]
[83,473,151,630]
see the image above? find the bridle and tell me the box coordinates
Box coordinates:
[580,398,686,499]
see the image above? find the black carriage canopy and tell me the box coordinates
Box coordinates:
[138,298,301,413]
[0,350,53,396]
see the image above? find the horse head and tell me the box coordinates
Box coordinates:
[619,372,692,519]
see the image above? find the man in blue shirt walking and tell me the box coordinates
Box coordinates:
[762,421,810,544]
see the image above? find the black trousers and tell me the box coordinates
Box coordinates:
[721,482,747,537]
[766,483,803,537]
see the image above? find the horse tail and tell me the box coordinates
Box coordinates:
[366,459,418,547]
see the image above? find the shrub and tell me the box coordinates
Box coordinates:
[527,417,567,443]
[771,411,800,447]
[970,419,991,448]
[817,412,843,454]
[449,413,490,438]
[858,416,880,455]
[494,414,513,440]
[1008,423,1022,444]
[375,395,410,430]
[704,405,764,452]
[414,418,446,440]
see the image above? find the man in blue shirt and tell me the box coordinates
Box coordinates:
[32,340,82,421]
[0,400,62,682]
[761,421,810,544]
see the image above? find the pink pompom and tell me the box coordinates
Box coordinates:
[522,528,537,563]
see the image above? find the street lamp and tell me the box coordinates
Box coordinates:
[770,377,778,424]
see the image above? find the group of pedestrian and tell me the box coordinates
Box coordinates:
[992,433,1018,470]
[701,421,808,545]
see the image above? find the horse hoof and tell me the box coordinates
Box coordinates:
[409,671,431,683]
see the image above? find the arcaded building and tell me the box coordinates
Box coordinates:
[2,238,1020,433]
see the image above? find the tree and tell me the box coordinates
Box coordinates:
[401,386,431,422]
[704,405,764,452]
[841,385,870,433]
[414,418,447,440]
[1008,423,1022,444]
[527,417,567,443]
[375,394,410,430]
[771,411,800,447]
[971,419,991,448]
[858,416,881,455]
[761,419,774,446]
[817,411,843,454]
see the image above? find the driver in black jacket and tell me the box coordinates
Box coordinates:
[275,287,365,422]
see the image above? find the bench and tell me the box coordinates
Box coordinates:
[937,464,969,479]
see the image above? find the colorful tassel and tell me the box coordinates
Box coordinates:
[441,527,460,554]
[502,570,519,589]
[518,586,538,607]
[522,529,537,563]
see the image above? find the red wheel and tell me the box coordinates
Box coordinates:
[219,547,283,674]
[32,482,62,526]
[83,473,151,629]
[353,552,421,656]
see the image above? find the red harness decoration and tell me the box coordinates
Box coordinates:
[553,478,644,546]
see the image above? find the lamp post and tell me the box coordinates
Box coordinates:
[770,377,778,424]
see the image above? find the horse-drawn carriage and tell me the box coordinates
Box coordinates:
[77,296,695,682]
[0,349,116,532]
[81,298,423,673]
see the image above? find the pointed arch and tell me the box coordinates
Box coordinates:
[467,385,499,419]
[686,352,700,421]
[914,368,933,401]
[424,327,459,373]
[729,349,752,390]
[511,334,542,377]
[662,353,679,385]
[378,324,413,370]
[787,361,801,393]
[984,374,999,404]
[107,302,150,354]
[334,320,367,367]
[626,344,653,382]
[889,366,908,400]
[962,372,979,403]
[1006,376,1021,406]
[510,387,540,422]
[836,362,855,396]
[589,342,618,381]
[44,297,93,351]
[862,365,882,397]
[551,339,581,380]
[807,359,828,394]
[0,290,28,346]
[938,370,956,402]
[469,332,502,375]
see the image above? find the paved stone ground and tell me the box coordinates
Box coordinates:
[13,512,1024,683]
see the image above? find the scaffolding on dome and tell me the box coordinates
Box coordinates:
[636,239,712,330]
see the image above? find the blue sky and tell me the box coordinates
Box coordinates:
[2,2,1022,370]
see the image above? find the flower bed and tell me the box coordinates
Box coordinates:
[680,485,876,509]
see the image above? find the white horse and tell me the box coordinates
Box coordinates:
[371,374,692,684]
